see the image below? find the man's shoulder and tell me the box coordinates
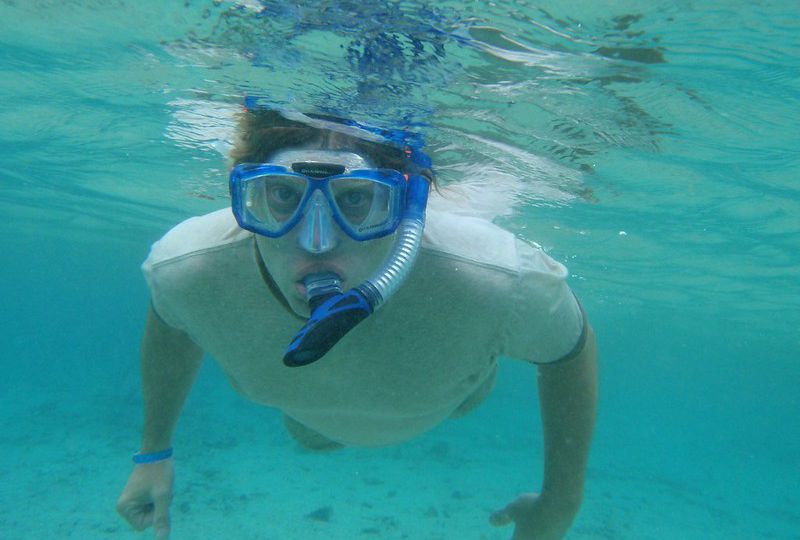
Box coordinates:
[422,210,518,269]
[140,209,258,332]
[144,208,252,269]
[422,210,568,279]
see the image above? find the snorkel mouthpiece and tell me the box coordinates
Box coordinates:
[303,272,343,305]
[283,273,374,367]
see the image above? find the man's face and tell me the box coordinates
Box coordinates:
[253,139,396,317]
[255,223,394,317]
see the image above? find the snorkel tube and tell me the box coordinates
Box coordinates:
[283,155,431,367]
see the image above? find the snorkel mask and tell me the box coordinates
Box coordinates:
[230,99,432,367]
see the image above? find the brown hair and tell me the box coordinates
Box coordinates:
[230,108,435,185]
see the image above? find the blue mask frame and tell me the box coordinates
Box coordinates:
[230,164,409,241]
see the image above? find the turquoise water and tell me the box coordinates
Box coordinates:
[1,1,798,539]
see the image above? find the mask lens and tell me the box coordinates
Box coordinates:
[329,176,394,235]
[245,174,307,231]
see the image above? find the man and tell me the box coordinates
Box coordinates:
[117,100,597,540]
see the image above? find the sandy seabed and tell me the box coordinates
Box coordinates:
[1,362,796,540]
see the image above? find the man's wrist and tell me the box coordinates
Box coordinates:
[538,488,583,515]
[140,434,173,454]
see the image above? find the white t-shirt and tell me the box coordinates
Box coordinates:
[142,208,584,445]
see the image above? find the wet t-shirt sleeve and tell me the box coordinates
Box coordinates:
[504,238,585,364]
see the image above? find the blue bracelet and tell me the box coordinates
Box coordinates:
[133,448,173,464]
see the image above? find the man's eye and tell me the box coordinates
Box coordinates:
[344,191,365,205]
[339,190,371,208]
[268,185,300,205]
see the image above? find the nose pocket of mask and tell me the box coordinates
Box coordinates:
[298,190,337,253]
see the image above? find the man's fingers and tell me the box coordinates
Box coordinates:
[153,491,172,539]
[117,500,154,531]
[490,495,531,526]
[489,507,514,526]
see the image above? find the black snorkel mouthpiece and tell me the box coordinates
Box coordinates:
[282,273,375,367]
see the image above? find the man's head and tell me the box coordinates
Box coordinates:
[229,105,432,318]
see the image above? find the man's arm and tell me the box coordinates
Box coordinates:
[538,322,598,510]
[491,322,598,540]
[139,304,204,453]
[117,305,204,539]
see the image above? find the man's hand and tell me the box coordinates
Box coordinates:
[490,492,577,540]
[117,460,175,539]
